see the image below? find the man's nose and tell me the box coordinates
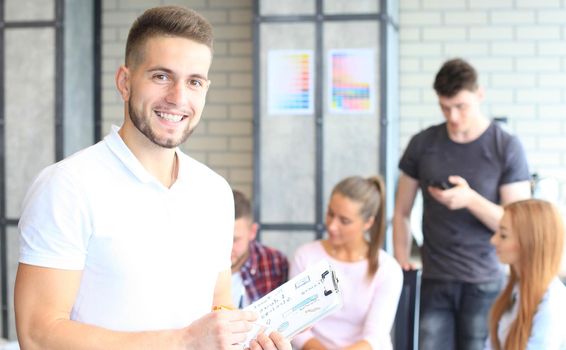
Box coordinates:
[166,81,189,105]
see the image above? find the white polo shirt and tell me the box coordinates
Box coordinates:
[19,126,234,331]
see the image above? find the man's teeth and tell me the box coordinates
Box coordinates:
[157,111,183,122]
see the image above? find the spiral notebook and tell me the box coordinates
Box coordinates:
[242,259,342,348]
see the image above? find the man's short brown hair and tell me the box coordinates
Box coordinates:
[433,58,478,98]
[125,6,213,67]
[233,190,252,220]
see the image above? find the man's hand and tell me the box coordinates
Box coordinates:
[248,331,292,350]
[427,175,476,210]
[182,309,257,349]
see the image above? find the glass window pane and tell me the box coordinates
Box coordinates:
[324,0,379,15]
[259,230,317,259]
[323,21,380,207]
[260,0,315,16]
[5,0,55,21]
[5,28,56,218]
[260,23,316,224]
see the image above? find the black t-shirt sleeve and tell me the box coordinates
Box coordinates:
[501,134,530,185]
[399,133,421,181]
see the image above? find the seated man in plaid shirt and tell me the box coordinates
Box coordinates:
[231,190,289,308]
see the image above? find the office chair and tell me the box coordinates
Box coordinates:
[393,269,421,350]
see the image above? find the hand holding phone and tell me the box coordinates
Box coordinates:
[427,180,454,190]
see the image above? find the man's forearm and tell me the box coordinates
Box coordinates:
[393,214,412,266]
[466,190,504,232]
[20,319,181,350]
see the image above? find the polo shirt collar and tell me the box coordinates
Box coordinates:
[104,125,185,186]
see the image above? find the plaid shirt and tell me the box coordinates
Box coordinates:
[239,240,289,304]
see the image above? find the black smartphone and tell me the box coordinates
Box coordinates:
[427,180,454,190]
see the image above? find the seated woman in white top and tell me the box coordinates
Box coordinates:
[487,199,566,350]
[290,175,403,350]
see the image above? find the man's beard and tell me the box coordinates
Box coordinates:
[128,99,194,149]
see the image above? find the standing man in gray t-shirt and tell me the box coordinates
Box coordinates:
[393,58,531,350]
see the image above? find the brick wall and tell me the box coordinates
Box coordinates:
[102,0,254,195]
[400,0,566,203]
[102,0,566,204]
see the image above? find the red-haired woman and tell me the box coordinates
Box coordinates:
[487,199,566,350]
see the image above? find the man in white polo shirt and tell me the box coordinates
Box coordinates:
[14,6,290,350]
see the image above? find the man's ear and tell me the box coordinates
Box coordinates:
[476,86,485,102]
[249,222,259,241]
[115,65,131,101]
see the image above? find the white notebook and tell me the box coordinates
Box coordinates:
[242,259,343,348]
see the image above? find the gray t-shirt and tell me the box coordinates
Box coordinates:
[399,121,530,283]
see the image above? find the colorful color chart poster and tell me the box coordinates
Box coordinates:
[328,49,375,114]
[268,50,314,115]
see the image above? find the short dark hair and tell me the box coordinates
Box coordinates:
[125,6,213,67]
[233,190,252,220]
[433,58,478,97]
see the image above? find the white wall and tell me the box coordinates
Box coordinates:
[399,0,566,204]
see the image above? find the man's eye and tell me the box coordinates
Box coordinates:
[189,79,204,88]
[153,74,169,82]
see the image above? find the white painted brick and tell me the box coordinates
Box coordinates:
[537,10,566,23]
[229,9,253,24]
[400,104,439,118]
[400,58,421,72]
[400,89,422,103]
[399,12,442,26]
[209,0,252,9]
[490,10,536,24]
[516,26,561,40]
[491,74,536,88]
[202,105,229,120]
[539,137,566,150]
[118,0,160,9]
[472,58,514,72]
[484,89,515,103]
[516,121,563,135]
[491,42,536,56]
[538,105,566,119]
[539,74,566,88]
[469,0,513,9]
[517,135,537,149]
[208,121,252,136]
[517,0,561,8]
[518,58,561,72]
[516,89,562,103]
[422,90,439,103]
[421,0,466,10]
[527,152,562,166]
[400,73,434,88]
[423,27,467,41]
[491,105,536,119]
[400,0,420,10]
[212,41,229,55]
[540,41,566,55]
[399,120,423,136]
[443,42,489,56]
[469,27,513,40]
[402,43,443,57]
[444,11,488,25]
[421,58,448,72]
[103,0,118,10]
[400,28,421,41]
